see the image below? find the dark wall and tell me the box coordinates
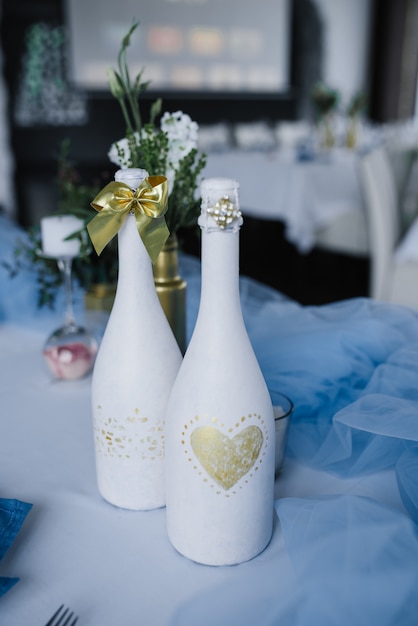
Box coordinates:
[368,0,418,122]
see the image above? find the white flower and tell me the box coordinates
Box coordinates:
[108,134,140,168]
[161,111,199,169]
[108,139,126,167]
[108,111,200,194]
[165,168,176,195]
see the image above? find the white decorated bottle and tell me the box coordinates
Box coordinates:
[165,177,275,565]
[89,168,182,510]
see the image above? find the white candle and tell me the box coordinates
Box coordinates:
[41,215,84,258]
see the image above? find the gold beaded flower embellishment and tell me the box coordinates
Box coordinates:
[207,196,242,229]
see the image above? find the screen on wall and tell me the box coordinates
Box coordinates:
[65,0,291,93]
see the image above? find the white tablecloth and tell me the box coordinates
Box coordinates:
[1,195,418,625]
[1,297,417,625]
[2,213,418,625]
[204,149,368,254]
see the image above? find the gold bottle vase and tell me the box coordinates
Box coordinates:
[345,116,358,149]
[153,234,187,355]
[85,282,117,312]
[319,113,336,150]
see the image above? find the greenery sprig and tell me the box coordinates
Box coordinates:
[311,81,340,118]
[3,140,116,308]
[106,21,206,236]
[347,91,367,118]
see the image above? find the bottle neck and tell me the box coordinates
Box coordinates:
[198,227,243,321]
[116,214,156,295]
[115,168,153,291]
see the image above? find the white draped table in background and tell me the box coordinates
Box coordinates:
[204,148,368,255]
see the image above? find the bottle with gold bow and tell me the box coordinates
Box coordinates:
[88,168,182,510]
[164,177,275,565]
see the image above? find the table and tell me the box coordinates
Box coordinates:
[1,247,418,625]
[204,148,369,255]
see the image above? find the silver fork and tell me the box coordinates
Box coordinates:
[45,604,79,626]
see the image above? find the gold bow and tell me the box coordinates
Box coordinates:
[87,176,169,264]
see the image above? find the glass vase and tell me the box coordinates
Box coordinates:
[345,115,359,149]
[318,113,336,150]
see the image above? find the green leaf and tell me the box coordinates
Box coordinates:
[107,68,125,99]
[121,20,140,50]
[150,98,162,124]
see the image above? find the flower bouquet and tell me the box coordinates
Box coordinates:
[311,81,340,150]
[347,91,367,119]
[105,21,206,237]
[88,21,207,351]
[345,91,367,149]
[311,80,340,119]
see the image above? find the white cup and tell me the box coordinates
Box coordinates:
[270,391,293,475]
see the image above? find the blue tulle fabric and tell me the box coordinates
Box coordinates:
[3,213,418,622]
[169,495,418,626]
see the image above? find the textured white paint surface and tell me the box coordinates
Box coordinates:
[91,171,182,510]
[165,178,275,565]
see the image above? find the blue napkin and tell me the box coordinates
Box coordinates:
[0,498,33,597]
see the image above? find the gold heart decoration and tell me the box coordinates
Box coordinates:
[190,425,263,490]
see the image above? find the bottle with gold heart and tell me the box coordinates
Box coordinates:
[165,177,276,566]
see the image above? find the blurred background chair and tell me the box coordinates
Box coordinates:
[359,145,418,308]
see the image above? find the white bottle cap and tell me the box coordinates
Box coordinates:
[115,168,149,189]
[199,177,243,232]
